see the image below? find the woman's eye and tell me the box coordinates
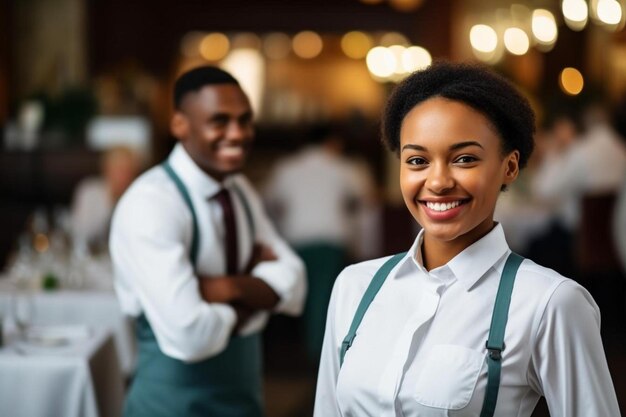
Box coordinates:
[455,155,478,164]
[407,157,428,166]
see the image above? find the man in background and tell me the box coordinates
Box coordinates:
[110,66,306,417]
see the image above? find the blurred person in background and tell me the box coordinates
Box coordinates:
[532,100,626,229]
[527,109,581,277]
[532,98,626,325]
[70,145,141,252]
[315,62,619,416]
[264,124,376,364]
[110,66,305,417]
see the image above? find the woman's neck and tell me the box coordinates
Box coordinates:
[420,222,496,271]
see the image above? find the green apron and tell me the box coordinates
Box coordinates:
[340,251,524,417]
[123,162,264,417]
[296,242,346,363]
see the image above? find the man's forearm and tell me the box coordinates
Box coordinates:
[198,275,280,310]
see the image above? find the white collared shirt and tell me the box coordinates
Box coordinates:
[264,146,372,246]
[314,224,619,417]
[110,144,306,362]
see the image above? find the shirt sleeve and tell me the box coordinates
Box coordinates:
[530,280,620,416]
[110,184,237,363]
[237,177,307,316]
[313,274,343,417]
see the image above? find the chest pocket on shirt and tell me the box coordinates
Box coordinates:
[414,344,485,410]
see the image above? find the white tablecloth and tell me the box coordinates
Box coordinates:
[0,282,135,375]
[0,328,124,417]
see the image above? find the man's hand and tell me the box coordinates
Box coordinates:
[232,304,256,334]
[245,243,278,273]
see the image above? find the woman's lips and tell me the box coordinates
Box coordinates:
[419,199,470,220]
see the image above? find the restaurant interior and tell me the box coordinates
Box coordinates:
[1,0,626,416]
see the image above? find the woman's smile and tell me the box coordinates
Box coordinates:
[399,97,519,255]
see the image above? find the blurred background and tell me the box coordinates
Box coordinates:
[0,0,626,416]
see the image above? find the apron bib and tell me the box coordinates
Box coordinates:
[123,161,263,417]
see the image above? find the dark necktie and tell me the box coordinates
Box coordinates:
[214,188,239,275]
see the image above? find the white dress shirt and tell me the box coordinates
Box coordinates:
[533,122,626,229]
[264,146,372,247]
[110,144,306,362]
[315,224,619,417]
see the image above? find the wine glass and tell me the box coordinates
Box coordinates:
[10,293,34,339]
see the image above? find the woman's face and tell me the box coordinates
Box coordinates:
[399,97,519,249]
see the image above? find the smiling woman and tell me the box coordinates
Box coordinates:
[313,62,620,417]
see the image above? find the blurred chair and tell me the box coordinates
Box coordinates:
[577,193,625,331]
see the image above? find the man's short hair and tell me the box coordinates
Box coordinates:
[173,66,239,109]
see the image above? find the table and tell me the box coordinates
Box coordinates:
[0,328,124,417]
[0,281,136,375]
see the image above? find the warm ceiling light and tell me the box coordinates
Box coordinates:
[232,32,262,50]
[388,45,407,74]
[388,0,424,12]
[402,46,432,72]
[341,31,373,59]
[597,0,622,25]
[366,46,396,78]
[199,33,230,61]
[470,24,498,53]
[292,31,323,59]
[559,67,584,95]
[503,27,530,55]
[562,0,588,30]
[532,9,558,44]
[380,32,410,47]
[263,33,291,59]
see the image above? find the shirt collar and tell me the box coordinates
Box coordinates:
[168,143,236,199]
[396,223,510,291]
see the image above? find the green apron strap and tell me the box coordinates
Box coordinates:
[339,252,407,366]
[231,183,256,240]
[480,252,524,417]
[162,161,199,265]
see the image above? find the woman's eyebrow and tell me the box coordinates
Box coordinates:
[401,141,484,152]
[401,144,427,152]
[449,141,484,151]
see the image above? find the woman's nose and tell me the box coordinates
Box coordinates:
[426,164,455,194]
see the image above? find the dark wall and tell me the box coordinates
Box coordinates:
[86,0,452,78]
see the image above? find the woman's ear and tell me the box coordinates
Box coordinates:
[502,150,520,187]
[170,112,188,141]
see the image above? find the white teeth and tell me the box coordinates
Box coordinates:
[425,201,462,212]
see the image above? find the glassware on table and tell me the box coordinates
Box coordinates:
[10,292,35,339]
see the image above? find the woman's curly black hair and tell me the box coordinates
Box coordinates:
[382,61,535,169]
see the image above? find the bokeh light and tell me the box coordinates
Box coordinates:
[199,33,230,61]
[559,67,584,95]
[263,33,292,60]
[402,46,431,72]
[596,0,622,25]
[366,46,396,78]
[380,32,409,47]
[532,9,558,45]
[292,31,323,59]
[562,0,589,30]
[341,31,374,59]
[470,24,498,53]
[388,0,424,12]
[503,27,530,55]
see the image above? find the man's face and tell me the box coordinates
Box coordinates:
[172,84,254,181]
